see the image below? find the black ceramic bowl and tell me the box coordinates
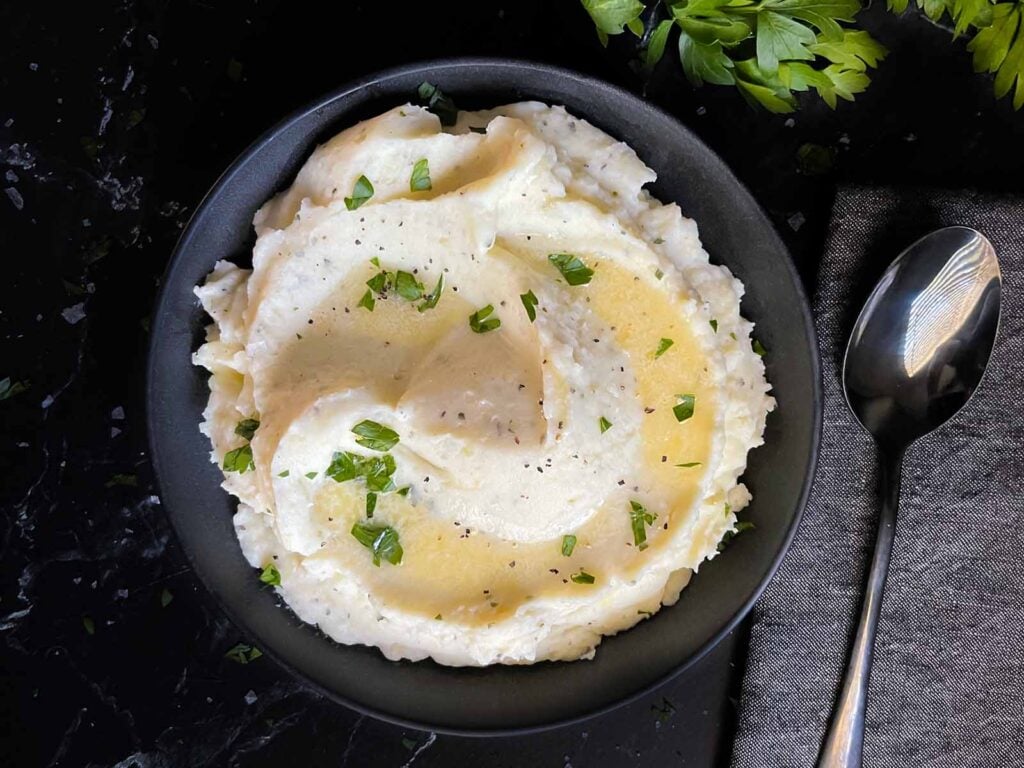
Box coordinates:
[147,58,821,734]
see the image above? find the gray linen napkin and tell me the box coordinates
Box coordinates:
[731,186,1024,768]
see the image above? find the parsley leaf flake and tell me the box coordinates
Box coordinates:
[351,523,403,566]
[395,271,424,301]
[344,175,374,211]
[673,394,696,422]
[223,444,254,473]
[418,275,444,312]
[520,289,539,322]
[352,420,400,452]
[629,499,657,551]
[561,534,577,557]
[548,253,594,286]
[259,564,281,587]
[417,82,459,126]
[357,289,375,312]
[571,569,596,584]
[224,643,262,664]
[410,158,432,192]
[469,304,501,334]
[234,417,260,441]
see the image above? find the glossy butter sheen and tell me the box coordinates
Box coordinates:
[192,102,773,665]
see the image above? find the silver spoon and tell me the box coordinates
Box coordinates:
[817,226,1002,768]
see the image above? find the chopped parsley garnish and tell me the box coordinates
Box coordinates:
[366,263,442,312]
[548,253,594,286]
[561,534,577,556]
[718,521,756,552]
[357,289,375,312]
[676,462,702,468]
[370,256,380,267]
[305,471,318,479]
[752,339,767,357]
[224,643,262,664]
[395,271,424,301]
[469,304,501,334]
[160,588,173,607]
[673,394,696,423]
[259,564,281,587]
[234,417,260,441]
[417,81,458,126]
[344,175,374,211]
[652,697,676,723]
[410,158,432,192]
[366,492,377,518]
[367,270,392,295]
[709,319,719,333]
[571,569,596,585]
[629,499,657,551]
[599,416,613,433]
[655,268,664,280]
[520,289,539,322]
[654,338,674,358]
[326,451,397,492]
[351,523,404,566]
[105,473,138,488]
[396,486,411,497]
[277,469,290,478]
[223,444,254,473]
[0,377,30,401]
[352,419,400,452]
[418,275,444,312]
[225,416,259,473]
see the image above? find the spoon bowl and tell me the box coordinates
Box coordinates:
[843,226,1002,450]
[819,226,1001,768]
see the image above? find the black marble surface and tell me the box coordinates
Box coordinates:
[2,2,1022,767]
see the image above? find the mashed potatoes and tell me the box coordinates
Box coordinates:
[193,101,773,666]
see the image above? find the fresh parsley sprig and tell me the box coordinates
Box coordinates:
[581,0,887,112]
[583,0,1024,110]
[895,0,1024,109]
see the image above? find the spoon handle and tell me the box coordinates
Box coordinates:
[817,451,903,768]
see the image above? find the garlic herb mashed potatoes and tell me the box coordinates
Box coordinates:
[193,98,774,666]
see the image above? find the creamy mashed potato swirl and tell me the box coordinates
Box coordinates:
[193,102,774,666]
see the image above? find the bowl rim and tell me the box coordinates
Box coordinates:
[146,56,822,736]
